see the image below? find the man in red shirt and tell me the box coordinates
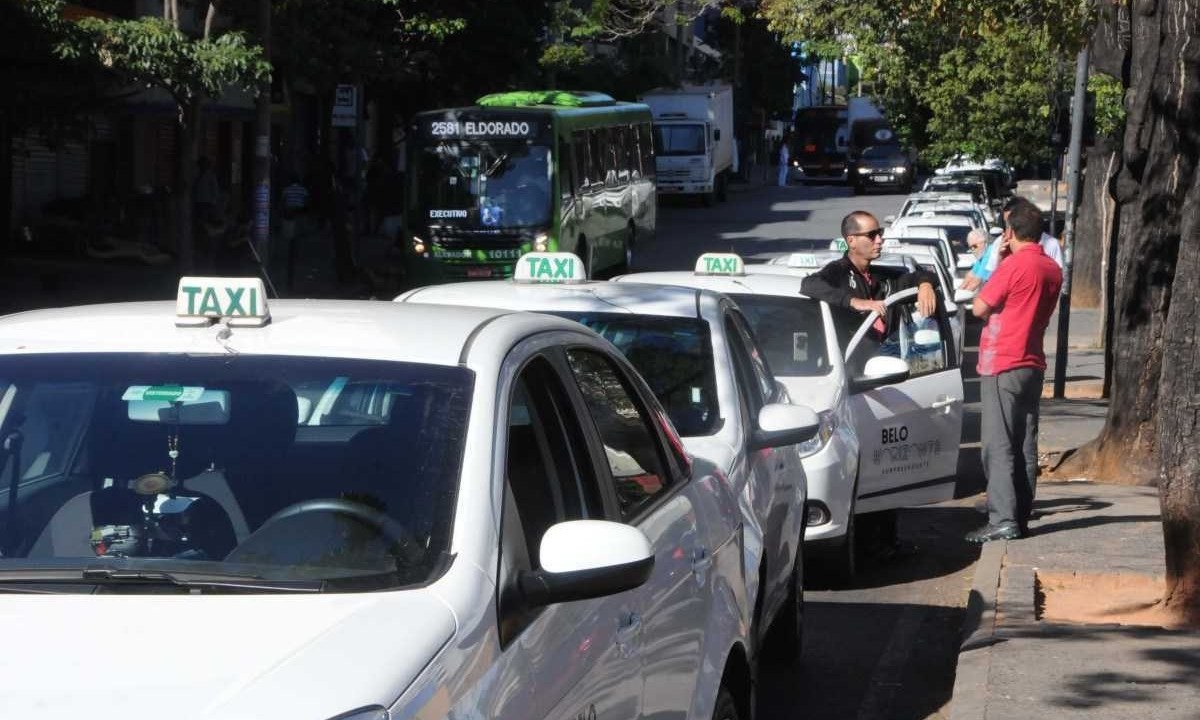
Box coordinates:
[967,198,1063,543]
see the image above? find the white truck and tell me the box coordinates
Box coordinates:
[640,84,734,206]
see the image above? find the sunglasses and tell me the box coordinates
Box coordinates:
[856,228,885,240]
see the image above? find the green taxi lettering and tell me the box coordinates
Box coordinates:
[704,256,738,274]
[180,285,259,316]
[525,256,575,280]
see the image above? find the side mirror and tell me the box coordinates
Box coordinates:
[519,520,654,607]
[749,403,820,451]
[989,226,1003,236]
[714,128,721,141]
[954,287,977,303]
[850,355,911,393]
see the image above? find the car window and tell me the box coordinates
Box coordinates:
[730,312,778,401]
[0,353,472,589]
[553,312,720,437]
[565,349,671,520]
[847,297,949,379]
[723,314,770,414]
[732,295,831,377]
[505,358,602,565]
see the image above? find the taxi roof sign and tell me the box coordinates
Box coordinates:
[829,238,849,252]
[514,252,587,284]
[694,253,744,276]
[786,253,821,269]
[176,277,270,327]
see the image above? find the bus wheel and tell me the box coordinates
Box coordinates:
[702,186,717,207]
[717,173,728,202]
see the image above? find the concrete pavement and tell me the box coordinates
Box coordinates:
[949,481,1200,720]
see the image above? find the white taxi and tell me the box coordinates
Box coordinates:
[621,254,965,578]
[397,253,820,661]
[0,278,754,720]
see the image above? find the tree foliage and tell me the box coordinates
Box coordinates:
[758,0,1095,166]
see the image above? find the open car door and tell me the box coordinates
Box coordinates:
[843,287,964,514]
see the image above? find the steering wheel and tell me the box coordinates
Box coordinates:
[230,498,422,568]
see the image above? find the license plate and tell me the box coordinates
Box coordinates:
[871,174,893,182]
[466,267,493,278]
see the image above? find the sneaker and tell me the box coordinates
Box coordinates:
[965,522,1022,544]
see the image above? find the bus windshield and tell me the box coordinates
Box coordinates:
[653,124,706,156]
[415,139,551,228]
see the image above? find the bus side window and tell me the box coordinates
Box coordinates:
[618,126,633,184]
[573,131,590,193]
[561,136,576,200]
[638,123,654,178]
[592,128,610,186]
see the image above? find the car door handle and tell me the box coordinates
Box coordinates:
[692,547,713,573]
[931,396,958,411]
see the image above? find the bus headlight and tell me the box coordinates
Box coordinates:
[797,410,836,457]
[533,233,549,252]
[411,236,426,255]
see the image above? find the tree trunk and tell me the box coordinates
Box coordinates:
[1067,0,1200,620]
[1070,140,1119,313]
[1148,0,1200,623]
[174,101,202,274]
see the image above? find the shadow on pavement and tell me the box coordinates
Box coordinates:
[758,600,965,720]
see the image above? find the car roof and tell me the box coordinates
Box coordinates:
[895,213,973,227]
[398,279,704,319]
[615,270,817,301]
[0,300,526,366]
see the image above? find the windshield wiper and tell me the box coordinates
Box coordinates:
[0,567,323,593]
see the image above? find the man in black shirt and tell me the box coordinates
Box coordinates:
[801,210,939,318]
[802,210,940,562]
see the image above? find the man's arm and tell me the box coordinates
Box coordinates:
[895,267,939,317]
[800,263,854,308]
[972,296,994,319]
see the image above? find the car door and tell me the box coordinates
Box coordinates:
[721,307,803,641]
[562,346,710,720]
[844,287,963,514]
[492,352,644,720]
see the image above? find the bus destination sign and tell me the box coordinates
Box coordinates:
[428,120,537,138]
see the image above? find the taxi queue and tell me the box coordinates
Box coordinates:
[0,245,967,720]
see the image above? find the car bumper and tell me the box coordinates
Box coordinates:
[800,432,856,544]
[855,172,910,188]
[657,181,713,195]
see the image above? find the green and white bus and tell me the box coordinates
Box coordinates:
[404,91,656,282]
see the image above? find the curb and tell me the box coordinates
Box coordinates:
[948,539,1006,720]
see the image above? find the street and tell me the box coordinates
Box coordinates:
[648,178,988,720]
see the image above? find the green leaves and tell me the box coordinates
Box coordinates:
[758,0,1099,167]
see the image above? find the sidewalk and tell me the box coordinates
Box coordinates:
[950,482,1200,719]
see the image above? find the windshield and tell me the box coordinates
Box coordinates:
[0,354,472,592]
[415,139,551,228]
[653,124,706,156]
[731,295,832,377]
[552,313,720,437]
[862,145,902,160]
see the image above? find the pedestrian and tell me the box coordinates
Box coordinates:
[801,210,941,557]
[966,197,1063,543]
[777,133,791,187]
[958,228,994,291]
[981,197,1065,279]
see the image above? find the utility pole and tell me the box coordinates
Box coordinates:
[252,0,272,282]
[1053,45,1089,398]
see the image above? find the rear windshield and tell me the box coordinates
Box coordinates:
[730,295,832,377]
[553,312,720,437]
[0,353,472,592]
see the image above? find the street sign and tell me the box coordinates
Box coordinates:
[332,84,358,128]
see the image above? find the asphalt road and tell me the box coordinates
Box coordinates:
[643,178,986,720]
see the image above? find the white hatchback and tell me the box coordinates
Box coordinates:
[398,253,820,661]
[0,278,755,720]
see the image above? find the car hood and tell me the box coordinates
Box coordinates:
[0,589,457,719]
[777,377,838,414]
